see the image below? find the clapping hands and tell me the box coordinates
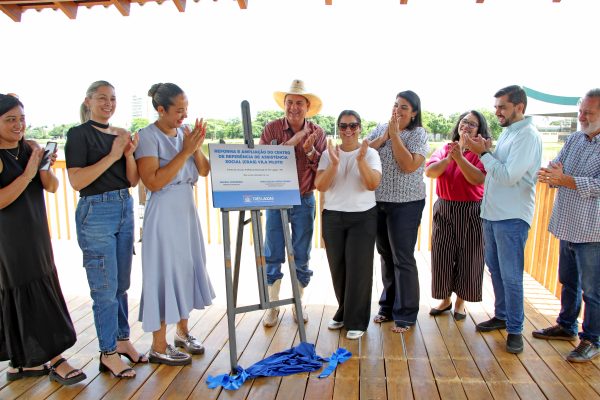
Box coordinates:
[182,118,207,156]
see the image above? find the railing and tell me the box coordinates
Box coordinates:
[44,161,561,299]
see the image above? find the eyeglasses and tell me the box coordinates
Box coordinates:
[459,118,479,129]
[338,122,360,131]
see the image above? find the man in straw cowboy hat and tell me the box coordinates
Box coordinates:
[259,79,326,327]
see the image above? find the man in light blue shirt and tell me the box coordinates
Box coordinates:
[465,85,542,354]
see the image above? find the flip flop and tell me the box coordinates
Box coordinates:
[373,314,392,323]
[49,358,86,386]
[6,365,50,381]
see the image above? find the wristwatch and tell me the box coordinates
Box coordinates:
[480,151,489,158]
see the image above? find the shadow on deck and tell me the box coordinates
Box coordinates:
[1,242,599,400]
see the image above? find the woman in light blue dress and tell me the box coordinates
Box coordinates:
[135,83,214,366]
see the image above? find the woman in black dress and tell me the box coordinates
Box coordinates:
[0,94,86,385]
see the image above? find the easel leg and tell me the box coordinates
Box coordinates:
[222,211,238,372]
[233,210,245,307]
[280,210,307,342]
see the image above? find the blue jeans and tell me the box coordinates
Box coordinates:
[264,193,315,287]
[75,189,134,352]
[376,200,425,327]
[483,218,530,334]
[556,241,600,346]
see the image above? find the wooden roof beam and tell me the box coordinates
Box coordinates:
[476,0,484,3]
[400,0,408,4]
[325,0,332,5]
[0,3,22,21]
[110,0,131,16]
[54,1,77,19]
[237,0,247,9]
[172,0,186,12]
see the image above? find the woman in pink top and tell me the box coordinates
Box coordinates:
[425,111,490,320]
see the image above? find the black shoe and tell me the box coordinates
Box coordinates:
[429,303,452,316]
[476,317,506,332]
[567,340,600,363]
[453,311,467,321]
[506,334,523,354]
[532,324,577,341]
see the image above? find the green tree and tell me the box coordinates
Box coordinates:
[26,125,48,139]
[205,119,227,141]
[130,117,149,133]
[478,109,502,140]
[253,110,284,137]
[223,118,243,139]
[422,111,453,137]
[48,123,76,139]
[309,114,336,136]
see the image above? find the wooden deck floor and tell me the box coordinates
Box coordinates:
[1,243,600,400]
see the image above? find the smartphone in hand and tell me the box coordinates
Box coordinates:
[40,141,57,171]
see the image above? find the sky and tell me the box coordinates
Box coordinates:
[0,0,596,128]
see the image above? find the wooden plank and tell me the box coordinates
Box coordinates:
[0,4,21,22]
[110,0,130,16]
[408,359,439,399]
[162,309,258,399]
[242,308,300,400]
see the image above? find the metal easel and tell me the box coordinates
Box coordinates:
[220,100,307,372]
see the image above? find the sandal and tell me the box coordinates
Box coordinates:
[373,314,392,323]
[118,352,149,364]
[117,338,149,363]
[99,351,136,378]
[6,364,50,381]
[391,325,410,334]
[49,358,86,386]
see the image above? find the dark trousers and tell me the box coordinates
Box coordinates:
[322,207,377,331]
[376,200,425,327]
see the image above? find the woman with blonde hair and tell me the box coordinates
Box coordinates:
[65,80,145,378]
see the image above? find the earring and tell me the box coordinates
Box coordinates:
[411,116,415,122]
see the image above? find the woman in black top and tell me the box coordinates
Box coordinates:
[65,81,144,378]
[0,94,86,385]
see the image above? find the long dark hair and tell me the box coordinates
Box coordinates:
[397,90,422,130]
[0,94,24,117]
[450,110,491,141]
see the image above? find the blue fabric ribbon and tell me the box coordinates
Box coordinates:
[206,342,351,390]
[318,347,352,378]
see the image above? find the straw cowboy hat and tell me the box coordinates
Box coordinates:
[273,79,322,118]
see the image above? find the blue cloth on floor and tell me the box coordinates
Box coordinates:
[206,342,351,390]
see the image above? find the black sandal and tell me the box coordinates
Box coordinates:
[49,358,86,386]
[117,338,148,364]
[99,351,136,378]
[6,364,50,381]
[118,352,149,364]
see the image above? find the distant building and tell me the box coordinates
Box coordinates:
[131,94,158,121]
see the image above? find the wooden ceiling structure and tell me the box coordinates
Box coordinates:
[0,0,563,23]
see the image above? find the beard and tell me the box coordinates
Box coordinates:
[499,110,518,127]
[582,120,600,136]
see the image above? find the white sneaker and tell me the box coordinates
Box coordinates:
[327,319,344,330]
[346,330,365,340]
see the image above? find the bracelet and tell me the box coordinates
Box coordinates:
[306,147,316,157]
[480,151,489,158]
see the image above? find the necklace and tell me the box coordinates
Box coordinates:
[89,120,110,129]
[3,146,20,160]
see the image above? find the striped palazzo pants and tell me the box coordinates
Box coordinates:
[431,198,484,302]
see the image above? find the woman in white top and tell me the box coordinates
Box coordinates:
[315,110,382,340]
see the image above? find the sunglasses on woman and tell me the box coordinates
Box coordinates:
[338,122,360,131]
